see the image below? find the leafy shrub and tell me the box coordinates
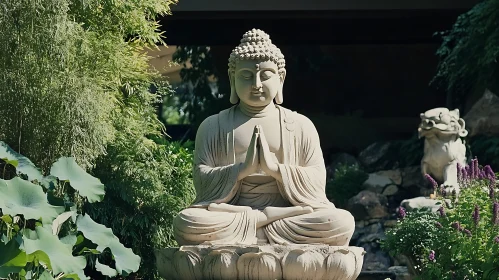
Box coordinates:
[87,132,195,279]
[0,0,175,171]
[383,158,499,279]
[326,164,368,208]
[0,141,140,279]
[431,0,499,107]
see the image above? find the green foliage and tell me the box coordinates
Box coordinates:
[170,46,229,127]
[326,164,368,208]
[432,0,499,106]
[383,160,499,279]
[88,137,195,279]
[0,141,140,280]
[0,0,176,170]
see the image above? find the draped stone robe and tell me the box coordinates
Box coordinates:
[173,105,355,246]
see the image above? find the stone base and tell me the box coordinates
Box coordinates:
[155,244,365,280]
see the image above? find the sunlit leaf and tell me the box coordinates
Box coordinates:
[52,211,75,235]
[23,226,86,275]
[0,177,62,221]
[39,270,55,280]
[95,259,118,277]
[76,214,140,275]
[0,237,27,277]
[50,157,105,203]
[0,141,43,181]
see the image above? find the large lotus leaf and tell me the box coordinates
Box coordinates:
[0,237,27,277]
[0,178,62,221]
[95,260,118,277]
[0,141,43,182]
[50,157,105,203]
[76,214,140,275]
[39,271,55,280]
[23,226,86,275]
[52,211,75,235]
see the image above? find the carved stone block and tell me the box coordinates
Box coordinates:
[156,245,365,280]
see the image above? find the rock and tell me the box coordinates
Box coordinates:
[327,153,359,179]
[464,89,499,137]
[400,197,441,212]
[383,185,399,196]
[347,191,389,220]
[358,142,394,171]
[364,173,394,193]
[156,244,365,280]
[361,244,391,271]
[400,166,431,196]
[389,266,413,280]
[377,170,402,185]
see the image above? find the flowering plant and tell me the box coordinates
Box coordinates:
[383,158,499,279]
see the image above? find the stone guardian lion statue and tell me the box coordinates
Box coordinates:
[418,108,468,195]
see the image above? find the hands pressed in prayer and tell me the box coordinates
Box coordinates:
[256,125,280,179]
[237,125,281,181]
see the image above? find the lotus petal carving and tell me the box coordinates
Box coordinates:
[237,252,282,280]
[203,250,239,280]
[282,249,325,280]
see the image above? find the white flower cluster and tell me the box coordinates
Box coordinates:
[228,29,285,74]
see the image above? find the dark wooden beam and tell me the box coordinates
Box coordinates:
[159,9,466,46]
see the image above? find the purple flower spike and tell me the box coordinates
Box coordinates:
[466,165,471,180]
[494,236,499,243]
[473,158,480,179]
[493,201,499,226]
[451,221,461,231]
[398,207,407,219]
[428,250,436,261]
[463,229,472,237]
[489,184,495,199]
[435,221,443,228]
[485,165,495,178]
[425,174,438,189]
[438,206,446,217]
[472,205,480,226]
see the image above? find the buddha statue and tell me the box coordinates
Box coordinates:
[173,29,355,247]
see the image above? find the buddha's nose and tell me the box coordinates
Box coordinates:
[253,74,262,89]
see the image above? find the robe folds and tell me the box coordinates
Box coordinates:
[173,105,355,246]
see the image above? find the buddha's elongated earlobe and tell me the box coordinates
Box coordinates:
[275,87,283,104]
[275,69,286,104]
[229,71,239,104]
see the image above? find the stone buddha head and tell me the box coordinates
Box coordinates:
[228,29,287,106]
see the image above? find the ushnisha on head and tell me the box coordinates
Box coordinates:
[228,29,286,105]
[418,108,468,138]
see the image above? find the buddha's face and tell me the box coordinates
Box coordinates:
[233,59,283,107]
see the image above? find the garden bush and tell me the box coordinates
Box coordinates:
[0,141,140,279]
[326,164,368,208]
[383,158,499,279]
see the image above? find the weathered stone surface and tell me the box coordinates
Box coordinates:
[389,266,413,280]
[400,166,432,196]
[376,170,402,185]
[363,173,394,193]
[400,197,441,212]
[347,190,388,220]
[382,184,399,196]
[383,219,398,228]
[358,142,393,171]
[464,89,499,137]
[156,245,365,280]
[361,244,391,271]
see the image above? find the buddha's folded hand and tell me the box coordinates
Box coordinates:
[257,125,279,179]
[237,126,260,180]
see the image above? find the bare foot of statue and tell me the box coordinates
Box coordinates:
[257,206,313,228]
